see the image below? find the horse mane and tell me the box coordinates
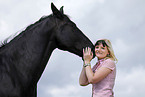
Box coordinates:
[0,13,70,49]
[25,15,51,31]
[0,15,52,48]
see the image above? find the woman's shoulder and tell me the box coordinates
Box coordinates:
[102,58,116,69]
[104,58,115,63]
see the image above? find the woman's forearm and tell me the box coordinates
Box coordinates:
[83,61,94,84]
[85,65,94,84]
[79,67,89,86]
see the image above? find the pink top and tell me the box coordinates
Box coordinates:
[92,59,116,97]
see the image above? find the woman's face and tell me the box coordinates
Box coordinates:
[95,43,109,60]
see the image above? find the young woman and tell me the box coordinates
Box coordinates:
[79,39,117,97]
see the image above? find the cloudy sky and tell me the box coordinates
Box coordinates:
[0,0,145,97]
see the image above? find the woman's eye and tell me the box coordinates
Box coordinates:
[101,47,105,49]
[95,47,99,49]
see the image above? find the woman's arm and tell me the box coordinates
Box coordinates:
[85,59,115,84]
[79,66,89,86]
[85,66,112,84]
[79,47,93,86]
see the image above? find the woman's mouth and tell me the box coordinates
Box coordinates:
[96,52,102,54]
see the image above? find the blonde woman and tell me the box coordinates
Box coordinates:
[79,39,117,97]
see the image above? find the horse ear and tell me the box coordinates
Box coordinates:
[60,6,64,14]
[51,3,63,19]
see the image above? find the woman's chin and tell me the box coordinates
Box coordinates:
[96,55,106,60]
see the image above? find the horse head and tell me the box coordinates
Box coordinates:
[51,3,95,58]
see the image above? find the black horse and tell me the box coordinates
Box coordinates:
[0,3,94,97]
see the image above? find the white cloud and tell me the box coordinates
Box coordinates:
[46,85,80,97]
[40,81,92,97]
[0,20,14,41]
[114,39,130,55]
[114,65,145,97]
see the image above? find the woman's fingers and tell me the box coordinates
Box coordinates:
[87,47,91,54]
[83,47,93,62]
[88,47,91,53]
[85,47,88,54]
[83,47,92,55]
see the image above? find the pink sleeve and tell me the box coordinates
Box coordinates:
[101,59,115,70]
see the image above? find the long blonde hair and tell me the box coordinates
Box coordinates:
[95,39,118,62]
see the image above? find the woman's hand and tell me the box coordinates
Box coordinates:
[83,47,93,64]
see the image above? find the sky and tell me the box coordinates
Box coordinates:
[0,0,145,97]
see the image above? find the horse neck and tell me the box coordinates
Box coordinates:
[3,16,57,86]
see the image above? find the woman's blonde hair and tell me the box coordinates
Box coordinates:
[95,39,118,62]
